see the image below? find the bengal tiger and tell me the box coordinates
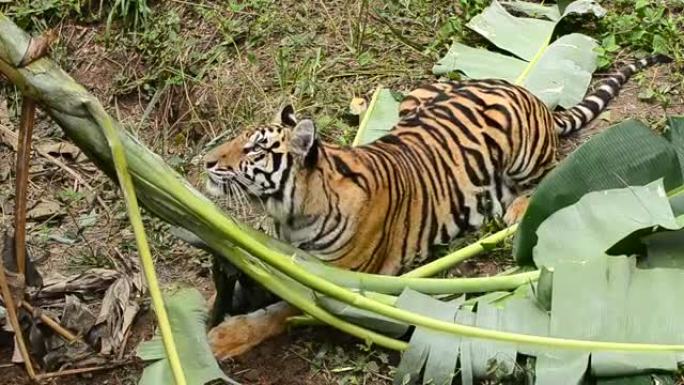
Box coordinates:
[203,54,672,358]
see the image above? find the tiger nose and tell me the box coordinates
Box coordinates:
[205,160,218,169]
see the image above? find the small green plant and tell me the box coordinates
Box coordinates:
[56,188,85,204]
[1,0,86,30]
[106,0,151,37]
[595,0,684,68]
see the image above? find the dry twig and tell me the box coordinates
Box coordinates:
[35,361,129,380]
[14,98,35,277]
[19,300,79,343]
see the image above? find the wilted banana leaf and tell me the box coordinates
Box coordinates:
[433,0,605,108]
[393,290,466,385]
[514,118,684,266]
[352,87,401,146]
[136,288,233,385]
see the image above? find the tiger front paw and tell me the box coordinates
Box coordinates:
[208,301,299,360]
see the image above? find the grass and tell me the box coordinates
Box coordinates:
[0,0,683,384]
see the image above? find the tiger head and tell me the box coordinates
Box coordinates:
[202,105,318,202]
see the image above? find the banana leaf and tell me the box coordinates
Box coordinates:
[352,87,401,145]
[514,118,684,266]
[433,0,605,108]
[394,262,684,385]
[664,116,684,176]
[136,288,232,385]
[533,180,681,268]
[394,181,684,385]
[314,295,410,338]
[640,229,684,269]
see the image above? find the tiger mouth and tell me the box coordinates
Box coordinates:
[204,177,226,197]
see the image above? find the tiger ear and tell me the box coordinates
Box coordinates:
[276,104,297,127]
[289,119,317,157]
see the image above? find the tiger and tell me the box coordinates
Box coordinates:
[202,54,672,359]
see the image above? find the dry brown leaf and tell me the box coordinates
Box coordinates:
[35,268,120,299]
[19,29,58,67]
[35,141,86,162]
[62,295,96,338]
[26,200,62,220]
[95,277,131,355]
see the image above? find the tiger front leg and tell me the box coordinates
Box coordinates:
[208,301,300,360]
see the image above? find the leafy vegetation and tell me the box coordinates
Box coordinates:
[137,288,229,385]
[433,0,604,108]
[596,0,684,67]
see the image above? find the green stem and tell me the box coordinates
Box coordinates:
[514,33,553,85]
[352,86,382,146]
[166,182,684,352]
[402,224,518,278]
[298,259,538,295]
[287,315,322,327]
[88,102,187,385]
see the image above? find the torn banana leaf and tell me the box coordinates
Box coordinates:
[392,290,467,385]
[393,253,684,385]
[433,0,605,108]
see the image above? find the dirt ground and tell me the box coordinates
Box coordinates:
[1,1,683,384]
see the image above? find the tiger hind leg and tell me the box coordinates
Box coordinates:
[209,301,300,360]
[503,194,531,226]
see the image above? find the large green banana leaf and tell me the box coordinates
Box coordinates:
[433,0,605,108]
[533,180,681,268]
[514,117,684,266]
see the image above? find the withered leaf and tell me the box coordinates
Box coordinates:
[35,268,120,299]
[19,29,58,67]
[27,200,62,220]
[35,141,86,162]
[62,295,96,337]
